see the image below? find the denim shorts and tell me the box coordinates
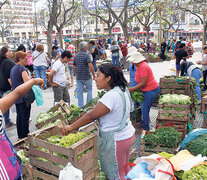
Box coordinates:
[99,48,105,54]
[176,65,181,71]
[68,66,73,75]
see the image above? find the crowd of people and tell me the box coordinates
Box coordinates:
[0,33,204,179]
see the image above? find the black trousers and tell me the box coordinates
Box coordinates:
[15,102,31,139]
[203,70,207,90]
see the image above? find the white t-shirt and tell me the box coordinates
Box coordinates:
[32,51,48,67]
[99,89,135,141]
[52,59,66,86]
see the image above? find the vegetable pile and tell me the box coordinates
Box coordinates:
[36,111,59,124]
[131,89,144,103]
[17,150,29,164]
[185,134,207,157]
[144,127,181,148]
[159,94,191,105]
[68,104,84,122]
[182,165,207,180]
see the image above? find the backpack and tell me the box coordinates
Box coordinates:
[0,131,22,180]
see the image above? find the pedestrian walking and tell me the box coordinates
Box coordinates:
[52,46,64,61]
[97,35,107,60]
[118,40,128,70]
[0,46,16,128]
[65,39,75,87]
[73,42,95,108]
[61,63,135,180]
[128,46,160,131]
[147,39,153,53]
[32,44,49,89]
[89,40,98,72]
[172,39,176,54]
[174,43,189,76]
[159,38,166,60]
[130,39,139,49]
[110,40,119,68]
[181,61,201,102]
[10,51,36,139]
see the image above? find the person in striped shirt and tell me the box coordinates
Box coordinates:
[65,39,75,87]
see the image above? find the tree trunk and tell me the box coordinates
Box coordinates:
[46,0,57,56]
[1,32,4,43]
[57,29,63,49]
[121,24,129,41]
[108,26,112,38]
[146,28,150,42]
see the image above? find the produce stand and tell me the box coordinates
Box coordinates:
[201,95,207,114]
[28,123,98,178]
[130,107,142,129]
[140,130,178,156]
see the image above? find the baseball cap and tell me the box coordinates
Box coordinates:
[99,35,103,38]
[118,41,122,44]
[65,38,71,43]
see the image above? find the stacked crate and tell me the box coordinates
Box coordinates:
[28,123,98,180]
[157,76,196,139]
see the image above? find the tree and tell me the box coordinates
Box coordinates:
[0,9,17,43]
[46,0,58,55]
[100,0,145,40]
[133,0,156,42]
[54,0,79,49]
[0,0,9,10]
[87,6,118,38]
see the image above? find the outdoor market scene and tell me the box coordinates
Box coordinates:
[0,0,207,180]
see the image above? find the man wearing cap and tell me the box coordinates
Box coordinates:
[97,35,107,60]
[128,46,160,131]
[65,38,75,87]
[118,40,128,70]
[174,43,189,76]
[73,42,95,108]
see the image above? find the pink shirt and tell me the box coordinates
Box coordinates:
[135,61,159,92]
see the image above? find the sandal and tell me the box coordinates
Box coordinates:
[5,121,16,128]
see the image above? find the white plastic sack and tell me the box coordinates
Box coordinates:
[119,50,123,59]
[168,60,176,75]
[59,162,83,180]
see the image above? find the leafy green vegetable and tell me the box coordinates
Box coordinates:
[17,150,29,164]
[36,111,59,124]
[182,165,207,180]
[185,134,207,157]
[159,94,191,105]
[158,152,174,159]
[131,89,144,103]
[98,90,107,98]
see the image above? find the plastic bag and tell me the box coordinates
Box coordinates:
[32,85,44,106]
[59,162,83,180]
[168,60,176,75]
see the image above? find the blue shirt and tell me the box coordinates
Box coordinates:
[10,65,28,104]
[73,51,92,80]
[129,62,137,87]
[57,48,64,56]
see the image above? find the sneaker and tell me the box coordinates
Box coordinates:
[5,121,16,128]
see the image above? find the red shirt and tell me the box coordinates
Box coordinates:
[119,44,128,57]
[66,44,76,66]
[135,61,159,92]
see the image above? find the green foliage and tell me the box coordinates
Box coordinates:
[131,89,144,103]
[183,165,207,180]
[158,152,174,159]
[159,94,191,105]
[36,111,59,124]
[144,127,181,148]
[17,150,29,164]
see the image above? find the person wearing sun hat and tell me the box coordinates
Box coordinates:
[128,46,160,131]
[97,34,107,60]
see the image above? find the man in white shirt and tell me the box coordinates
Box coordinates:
[49,51,72,105]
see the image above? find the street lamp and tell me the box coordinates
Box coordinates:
[156,0,164,47]
[202,8,207,48]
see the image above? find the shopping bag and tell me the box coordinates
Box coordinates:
[32,85,44,106]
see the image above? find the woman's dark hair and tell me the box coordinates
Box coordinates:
[98,63,127,91]
[17,44,26,52]
[89,40,95,45]
[0,46,9,64]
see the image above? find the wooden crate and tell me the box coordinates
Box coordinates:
[201,95,207,113]
[36,100,70,129]
[140,131,177,156]
[160,76,194,97]
[156,119,187,140]
[158,104,192,122]
[28,123,98,176]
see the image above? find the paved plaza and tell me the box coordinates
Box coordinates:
[6,44,203,143]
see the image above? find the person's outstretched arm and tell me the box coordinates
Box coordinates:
[0,78,44,114]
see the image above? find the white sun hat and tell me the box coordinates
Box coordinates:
[128,46,146,64]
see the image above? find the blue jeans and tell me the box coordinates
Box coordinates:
[33,66,47,88]
[92,56,97,72]
[76,78,92,108]
[0,91,11,125]
[68,66,73,75]
[191,68,202,101]
[112,55,119,67]
[141,86,160,130]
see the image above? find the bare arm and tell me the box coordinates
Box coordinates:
[0,78,44,114]
[22,71,31,82]
[61,102,110,135]
[128,76,148,93]
[8,78,11,86]
[73,65,76,76]
[202,56,207,65]
[88,62,95,80]
[48,70,58,87]
[91,47,95,54]
[55,52,61,60]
